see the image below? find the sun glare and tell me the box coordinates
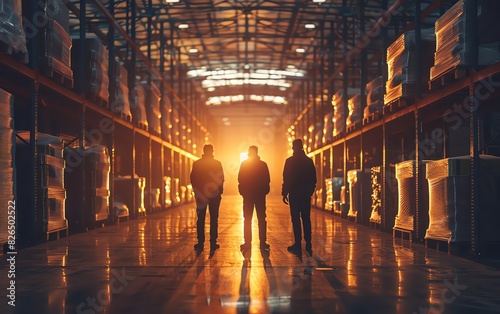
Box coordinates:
[240,152,248,163]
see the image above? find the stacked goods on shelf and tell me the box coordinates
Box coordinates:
[114,175,146,218]
[33,0,73,86]
[430,0,500,81]
[180,185,187,203]
[346,94,362,129]
[163,176,172,207]
[186,184,194,202]
[111,58,132,121]
[393,161,415,231]
[307,122,323,151]
[384,29,435,105]
[369,166,382,225]
[337,185,349,216]
[130,81,148,130]
[16,132,68,244]
[179,115,187,150]
[0,0,28,62]
[145,81,161,136]
[65,145,110,233]
[332,89,357,137]
[425,155,500,245]
[172,177,181,205]
[331,177,344,214]
[72,36,109,106]
[347,169,362,221]
[324,179,333,211]
[172,108,180,147]
[0,89,15,244]
[322,112,333,144]
[161,94,172,142]
[150,188,161,212]
[364,77,384,119]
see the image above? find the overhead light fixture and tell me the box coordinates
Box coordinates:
[188,48,199,54]
[312,0,326,3]
[243,64,250,70]
[178,24,189,29]
[305,23,316,29]
[207,87,215,92]
[165,0,180,3]
[295,48,306,53]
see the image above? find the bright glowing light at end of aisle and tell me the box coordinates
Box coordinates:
[240,152,249,163]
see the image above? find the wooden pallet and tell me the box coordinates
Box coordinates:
[116,111,133,122]
[369,220,381,230]
[362,113,382,126]
[87,93,109,108]
[47,228,68,241]
[429,65,469,92]
[333,132,345,142]
[0,42,28,64]
[346,122,361,134]
[41,66,74,89]
[425,238,469,255]
[347,214,357,223]
[137,121,148,131]
[383,97,413,114]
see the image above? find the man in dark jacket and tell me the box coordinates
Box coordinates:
[282,139,316,254]
[190,144,224,252]
[238,146,271,251]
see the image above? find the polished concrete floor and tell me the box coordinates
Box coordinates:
[1,195,500,314]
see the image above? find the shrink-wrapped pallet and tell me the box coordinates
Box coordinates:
[0,0,28,62]
[363,77,384,119]
[425,155,500,243]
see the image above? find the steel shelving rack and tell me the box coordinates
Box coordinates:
[0,0,209,247]
[287,0,500,256]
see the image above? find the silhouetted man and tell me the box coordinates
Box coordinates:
[190,144,224,252]
[238,146,271,251]
[282,139,316,254]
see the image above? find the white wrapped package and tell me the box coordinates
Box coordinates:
[370,166,382,224]
[332,89,358,136]
[431,0,500,80]
[346,94,362,128]
[394,160,416,231]
[347,169,362,219]
[425,155,500,243]
[364,77,384,119]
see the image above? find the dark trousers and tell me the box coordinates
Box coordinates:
[289,194,311,245]
[196,196,221,245]
[242,195,267,244]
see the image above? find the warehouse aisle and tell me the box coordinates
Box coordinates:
[1,195,500,314]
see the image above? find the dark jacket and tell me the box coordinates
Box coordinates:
[190,154,224,200]
[282,150,316,197]
[238,156,270,197]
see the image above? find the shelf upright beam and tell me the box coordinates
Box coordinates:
[130,0,137,216]
[329,20,335,102]
[413,0,422,241]
[342,0,348,187]
[77,0,88,226]
[313,52,317,150]
[381,0,388,232]
[414,0,422,99]
[359,0,366,172]
[108,0,116,223]
[467,0,480,255]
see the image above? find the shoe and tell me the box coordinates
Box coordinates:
[194,243,204,250]
[260,243,270,250]
[210,243,220,252]
[240,243,251,250]
[287,243,301,253]
[305,243,312,254]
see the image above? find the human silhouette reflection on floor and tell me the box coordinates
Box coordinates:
[237,260,251,314]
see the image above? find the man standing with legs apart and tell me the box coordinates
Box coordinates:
[282,139,316,254]
[238,146,271,251]
[190,144,224,252]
